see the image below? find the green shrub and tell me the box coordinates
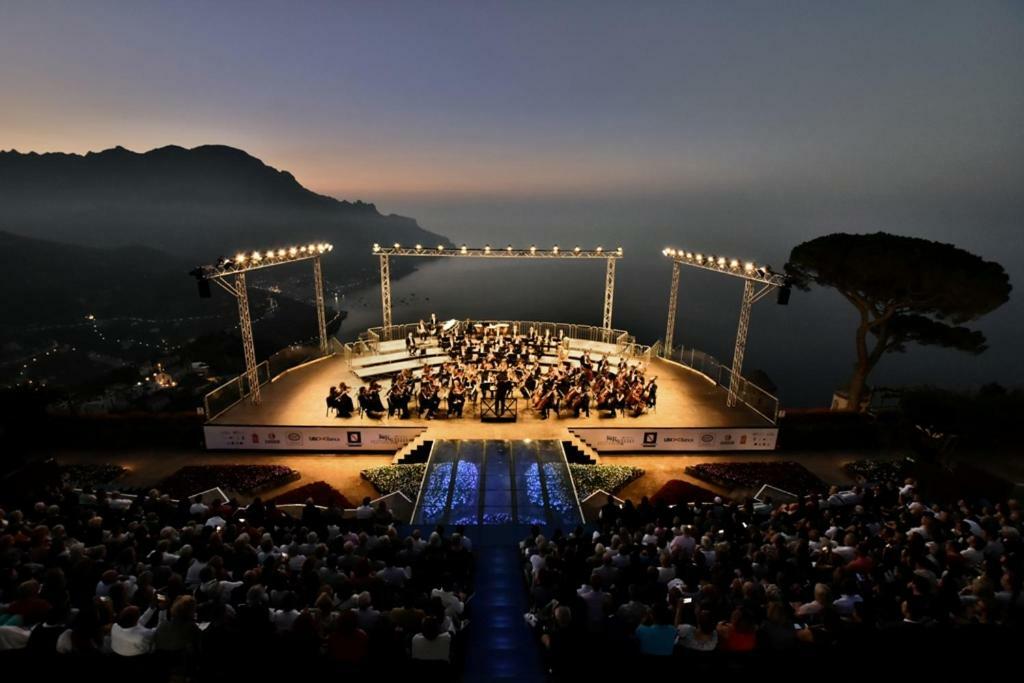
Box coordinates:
[569,464,644,499]
[361,464,426,499]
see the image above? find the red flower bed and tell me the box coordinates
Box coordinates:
[650,480,720,505]
[268,481,353,509]
[158,465,300,498]
[685,461,824,494]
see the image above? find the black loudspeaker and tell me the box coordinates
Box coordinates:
[197,279,212,299]
[776,285,791,306]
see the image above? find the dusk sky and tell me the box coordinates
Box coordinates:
[2,1,1022,206]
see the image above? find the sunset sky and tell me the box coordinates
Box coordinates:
[2,1,1022,206]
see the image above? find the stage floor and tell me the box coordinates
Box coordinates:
[210,353,772,441]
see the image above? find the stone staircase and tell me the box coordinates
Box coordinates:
[564,430,600,464]
[391,434,434,464]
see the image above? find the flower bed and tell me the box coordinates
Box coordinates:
[843,459,910,483]
[267,481,353,509]
[650,480,720,505]
[569,464,645,499]
[685,461,824,494]
[158,465,299,498]
[361,464,426,499]
[60,464,126,489]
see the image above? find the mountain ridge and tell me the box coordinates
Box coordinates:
[0,144,447,261]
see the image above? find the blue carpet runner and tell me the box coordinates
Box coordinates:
[463,525,546,683]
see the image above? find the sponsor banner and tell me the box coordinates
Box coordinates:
[204,425,425,452]
[574,427,778,452]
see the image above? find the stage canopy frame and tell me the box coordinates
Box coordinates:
[191,242,333,405]
[662,248,788,408]
[372,243,623,339]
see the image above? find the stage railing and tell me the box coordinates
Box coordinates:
[266,342,329,379]
[365,319,632,346]
[203,361,270,419]
[658,344,780,423]
[204,338,343,420]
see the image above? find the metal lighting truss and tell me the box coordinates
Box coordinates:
[371,243,623,337]
[662,248,786,407]
[192,242,333,405]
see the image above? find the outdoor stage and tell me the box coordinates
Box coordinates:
[205,331,779,455]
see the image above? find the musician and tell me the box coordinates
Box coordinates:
[495,369,512,416]
[534,380,557,419]
[333,383,354,418]
[406,332,417,357]
[417,319,428,341]
[448,380,466,417]
[387,379,411,419]
[570,380,591,418]
[581,351,593,372]
[610,387,627,418]
[645,377,658,409]
[419,379,441,419]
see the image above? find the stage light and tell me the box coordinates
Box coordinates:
[235,253,247,263]
[530,245,537,254]
[265,251,274,259]
[373,243,380,252]
[596,246,603,253]
[617,246,623,255]
[289,247,297,256]
[574,246,581,253]
[553,245,559,253]
[277,249,286,258]
[484,245,491,254]
[717,256,726,267]
[251,251,262,261]
[662,248,670,256]
[415,244,422,251]
[460,245,468,254]
[393,242,400,249]
[695,253,703,262]
[300,245,308,253]
[437,245,444,251]
[744,262,754,272]
[506,245,513,252]
[730,259,739,269]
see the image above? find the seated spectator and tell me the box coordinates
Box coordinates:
[154,595,201,656]
[635,603,677,656]
[327,608,368,665]
[411,616,451,661]
[676,609,718,651]
[111,604,159,656]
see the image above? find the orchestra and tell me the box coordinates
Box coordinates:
[326,320,657,421]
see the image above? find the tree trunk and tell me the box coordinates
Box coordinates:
[846,363,870,412]
[846,320,872,411]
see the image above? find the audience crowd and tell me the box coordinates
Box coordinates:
[0,487,474,680]
[522,478,1022,679]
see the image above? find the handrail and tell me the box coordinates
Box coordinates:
[656,341,780,424]
[365,319,631,347]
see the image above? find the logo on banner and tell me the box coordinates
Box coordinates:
[347,431,363,446]
[288,432,301,442]
[700,433,715,444]
[643,432,658,447]
[251,433,260,444]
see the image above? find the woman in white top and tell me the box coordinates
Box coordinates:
[676,609,719,652]
[411,616,451,661]
[111,605,160,656]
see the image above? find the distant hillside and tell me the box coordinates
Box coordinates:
[0,231,233,329]
[0,145,448,272]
